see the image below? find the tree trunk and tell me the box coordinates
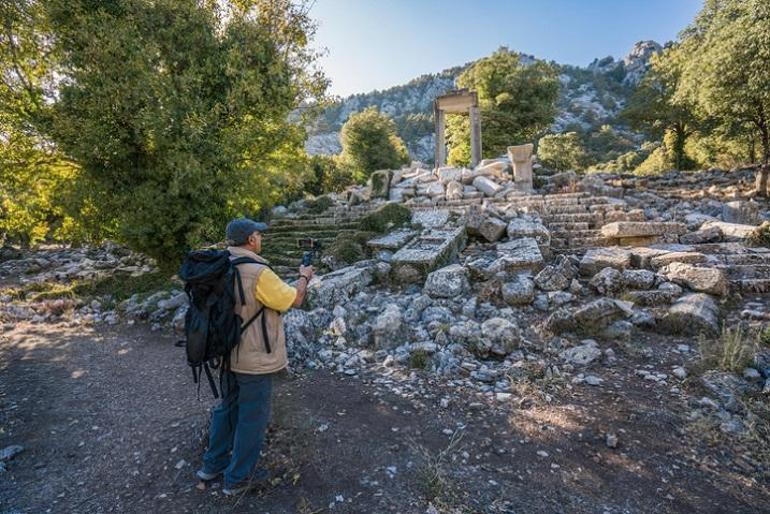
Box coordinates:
[755,112,769,197]
[673,124,687,170]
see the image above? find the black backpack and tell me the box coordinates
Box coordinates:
[178,249,270,398]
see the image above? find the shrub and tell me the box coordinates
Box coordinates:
[700,326,760,373]
[339,107,409,181]
[537,132,586,171]
[747,221,770,248]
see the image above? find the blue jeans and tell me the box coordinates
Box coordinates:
[202,371,273,488]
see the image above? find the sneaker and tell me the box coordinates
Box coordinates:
[196,468,222,481]
[222,483,255,496]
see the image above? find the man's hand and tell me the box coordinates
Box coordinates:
[293,265,314,308]
[299,265,314,280]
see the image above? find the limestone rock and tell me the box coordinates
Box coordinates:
[307,264,374,308]
[600,221,686,238]
[494,238,544,272]
[372,304,404,349]
[502,275,535,305]
[391,227,466,282]
[445,181,463,201]
[472,176,503,196]
[579,247,631,276]
[589,267,624,296]
[660,262,729,296]
[423,264,469,298]
[621,269,655,290]
[561,340,601,366]
[650,251,707,269]
[534,258,573,291]
[506,218,551,247]
[722,201,759,225]
[660,293,720,337]
[480,317,521,356]
[545,298,633,336]
[679,226,722,245]
[701,220,757,241]
[412,210,450,229]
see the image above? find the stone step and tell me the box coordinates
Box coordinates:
[547,222,590,232]
[717,264,770,279]
[542,213,601,224]
[568,236,610,248]
[543,205,590,215]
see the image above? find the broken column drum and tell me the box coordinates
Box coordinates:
[434,89,482,168]
[507,144,534,192]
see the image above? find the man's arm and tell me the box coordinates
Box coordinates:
[292,265,314,307]
[254,265,314,311]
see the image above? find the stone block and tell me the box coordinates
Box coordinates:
[472,176,502,196]
[424,264,469,298]
[701,220,757,241]
[508,144,534,192]
[495,237,544,272]
[722,201,759,225]
[659,293,720,337]
[412,209,449,229]
[649,251,707,269]
[367,229,417,251]
[579,247,632,276]
[660,262,728,296]
[391,227,466,283]
[506,218,550,247]
[600,221,686,239]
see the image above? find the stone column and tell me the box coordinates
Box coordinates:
[508,144,534,192]
[434,102,446,168]
[469,105,482,168]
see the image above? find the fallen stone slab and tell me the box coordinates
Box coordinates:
[629,247,671,269]
[649,251,707,269]
[660,262,729,296]
[306,262,375,308]
[367,229,417,252]
[701,220,757,241]
[659,293,720,337]
[560,340,601,366]
[472,175,503,196]
[502,275,535,305]
[579,247,631,276]
[391,227,466,283]
[544,298,634,336]
[623,290,676,307]
[679,226,722,245]
[601,221,686,238]
[495,237,544,272]
[412,209,450,229]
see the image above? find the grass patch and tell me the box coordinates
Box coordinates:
[746,221,770,248]
[304,195,334,214]
[699,326,760,373]
[410,429,464,506]
[73,271,176,303]
[409,349,429,369]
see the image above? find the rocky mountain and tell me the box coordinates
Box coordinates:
[306,41,662,163]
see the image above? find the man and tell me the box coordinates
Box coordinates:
[196,218,314,495]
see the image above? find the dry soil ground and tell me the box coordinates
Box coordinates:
[1,320,769,513]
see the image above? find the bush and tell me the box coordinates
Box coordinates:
[359,203,411,233]
[305,155,356,195]
[340,107,409,181]
[537,132,586,171]
[700,326,760,373]
[747,221,770,248]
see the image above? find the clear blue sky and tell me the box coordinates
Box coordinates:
[310,0,704,98]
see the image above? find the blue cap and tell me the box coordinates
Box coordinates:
[226,218,268,245]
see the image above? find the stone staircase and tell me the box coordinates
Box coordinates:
[409,191,643,251]
[694,243,770,294]
[260,211,366,277]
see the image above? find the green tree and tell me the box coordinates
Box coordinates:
[622,45,699,170]
[36,0,325,268]
[0,1,82,245]
[339,106,408,181]
[537,132,586,171]
[676,0,770,194]
[305,154,355,195]
[446,48,559,166]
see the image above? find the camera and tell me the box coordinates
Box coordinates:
[297,238,322,266]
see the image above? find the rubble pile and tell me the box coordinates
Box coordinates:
[2,158,770,439]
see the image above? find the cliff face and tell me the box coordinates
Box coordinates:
[308,42,662,162]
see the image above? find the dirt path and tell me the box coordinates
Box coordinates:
[1,321,768,513]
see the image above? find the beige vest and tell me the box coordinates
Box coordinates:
[227,246,288,375]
